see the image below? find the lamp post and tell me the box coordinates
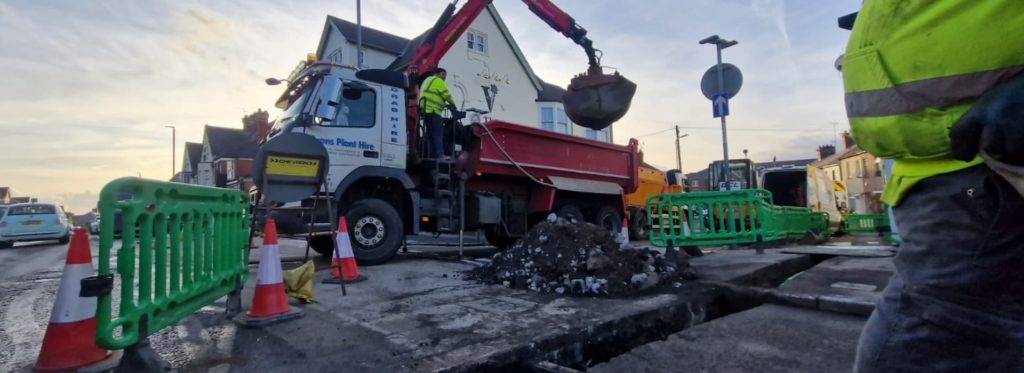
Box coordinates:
[674,125,689,171]
[699,34,738,189]
[356,0,364,68]
[164,125,176,180]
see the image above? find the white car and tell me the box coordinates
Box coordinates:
[0,203,72,248]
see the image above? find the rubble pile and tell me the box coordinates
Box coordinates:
[469,219,696,296]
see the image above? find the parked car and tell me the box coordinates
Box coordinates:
[0,203,72,248]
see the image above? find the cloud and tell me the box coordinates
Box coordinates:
[0,0,861,212]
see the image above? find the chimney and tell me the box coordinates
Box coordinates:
[242,109,272,142]
[841,131,855,149]
[817,144,836,160]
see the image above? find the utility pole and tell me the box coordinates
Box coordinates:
[164,125,176,180]
[673,126,689,172]
[674,126,681,171]
[700,35,738,190]
[356,0,364,69]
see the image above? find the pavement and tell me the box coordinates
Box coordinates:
[0,233,898,372]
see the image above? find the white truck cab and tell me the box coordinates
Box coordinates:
[265,64,422,264]
[270,66,408,191]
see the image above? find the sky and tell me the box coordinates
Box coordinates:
[0,0,860,213]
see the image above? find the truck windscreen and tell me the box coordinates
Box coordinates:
[280,85,314,120]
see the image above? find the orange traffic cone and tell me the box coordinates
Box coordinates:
[237,218,302,326]
[35,228,119,372]
[324,217,367,284]
[618,217,630,248]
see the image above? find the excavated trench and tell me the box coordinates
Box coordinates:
[451,253,825,372]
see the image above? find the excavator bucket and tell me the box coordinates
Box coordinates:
[564,70,637,130]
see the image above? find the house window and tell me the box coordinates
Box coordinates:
[467,30,487,54]
[555,107,569,134]
[586,128,610,142]
[540,107,570,134]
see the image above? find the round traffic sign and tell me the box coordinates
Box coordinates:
[700,63,743,100]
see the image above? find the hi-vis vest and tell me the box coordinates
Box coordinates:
[843,1,1024,205]
[419,75,453,115]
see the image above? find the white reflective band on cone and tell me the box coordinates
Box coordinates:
[51,263,98,323]
[335,232,355,258]
[256,244,283,285]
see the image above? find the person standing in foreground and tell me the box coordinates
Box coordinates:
[419,68,456,159]
[842,2,1024,371]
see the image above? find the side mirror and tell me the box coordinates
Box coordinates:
[265,77,285,86]
[314,77,342,123]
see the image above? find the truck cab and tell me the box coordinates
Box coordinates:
[707,159,756,191]
[266,64,419,264]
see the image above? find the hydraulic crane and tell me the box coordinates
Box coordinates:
[400,0,636,147]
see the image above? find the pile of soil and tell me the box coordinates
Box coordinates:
[468,219,696,296]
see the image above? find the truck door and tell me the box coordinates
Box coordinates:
[306,77,384,189]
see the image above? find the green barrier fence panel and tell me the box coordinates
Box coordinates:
[842,213,890,234]
[95,178,250,349]
[646,189,829,248]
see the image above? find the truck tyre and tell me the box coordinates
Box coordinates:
[628,209,648,241]
[555,204,585,224]
[591,205,622,233]
[345,198,403,265]
[308,235,334,257]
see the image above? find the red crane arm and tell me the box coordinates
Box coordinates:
[406,0,598,81]
[404,0,603,157]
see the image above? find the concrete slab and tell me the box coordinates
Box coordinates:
[776,256,894,316]
[590,304,866,373]
[143,256,719,372]
[690,249,816,287]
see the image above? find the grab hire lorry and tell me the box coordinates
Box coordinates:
[259,0,639,264]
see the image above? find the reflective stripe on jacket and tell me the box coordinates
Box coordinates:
[419,75,454,115]
[843,1,1024,204]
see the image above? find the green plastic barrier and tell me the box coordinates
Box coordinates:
[95,178,250,349]
[646,189,828,248]
[842,213,890,234]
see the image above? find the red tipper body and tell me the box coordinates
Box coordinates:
[461,120,639,214]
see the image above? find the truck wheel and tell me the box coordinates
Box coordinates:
[628,210,648,240]
[555,204,585,224]
[345,198,403,265]
[308,235,334,257]
[592,205,622,233]
[484,227,518,249]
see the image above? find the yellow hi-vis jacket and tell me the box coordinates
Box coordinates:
[419,75,455,115]
[843,1,1024,205]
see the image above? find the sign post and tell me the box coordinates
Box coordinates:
[700,35,741,190]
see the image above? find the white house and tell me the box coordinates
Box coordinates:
[314,5,612,142]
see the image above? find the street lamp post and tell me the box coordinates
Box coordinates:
[674,125,689,171]
[700,35,738,189]
[165,125,176,180]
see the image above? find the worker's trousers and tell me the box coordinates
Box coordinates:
[424,113,445,159]
[855,165,1024,372]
